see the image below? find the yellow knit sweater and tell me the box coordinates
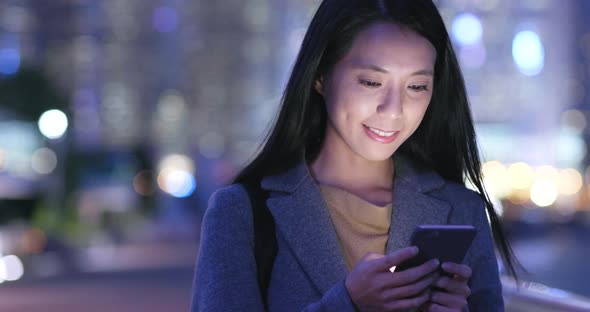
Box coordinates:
[319,184,392,271]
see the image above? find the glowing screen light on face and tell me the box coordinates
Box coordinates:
[451,13,483,46]
[512,30,545,76]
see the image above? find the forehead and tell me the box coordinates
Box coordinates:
[339,22,436,72]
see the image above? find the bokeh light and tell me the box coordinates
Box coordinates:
[0,47,20,75]
[530,166,560,207]
[530,180,558,207]
[482,161,511,198]
[451,13,483,46]
[22,228,47,254]
[507,162,534,190]
[0,255,24,282]
[561,109,587,133]
[38,109,68,140]
[509,188,531,205]
[31,148,58,174]
[160,169,196,198]
[158,154,194,174]
[157,154,196,198]
[557,168,583,196]
[133,170,155,196]
[512,30,545,76]
[0,34,20,75]
[157,90,186,123]
[557,134,587,164]
[535,166,560,181]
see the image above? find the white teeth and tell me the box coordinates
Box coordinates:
[368,127,395,137]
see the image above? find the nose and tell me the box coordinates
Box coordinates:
[376,87,402,118]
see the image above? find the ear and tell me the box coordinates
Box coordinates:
[314,77,325,95]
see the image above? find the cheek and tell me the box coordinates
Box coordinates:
[405,100,430,128]
[326,84,372,120]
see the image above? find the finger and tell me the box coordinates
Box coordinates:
[380,246,419,271]
[430,290,468,309]
[433,276,471,297]
[355,252,386,274]
[441,262,472,281]
[385,288,431,311]
[360,252,385,262]
[423,302,455,312]
[421,302,433,312]
[390,258,440,286]
[380,270,439,299]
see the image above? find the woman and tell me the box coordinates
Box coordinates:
[192,0,518,311]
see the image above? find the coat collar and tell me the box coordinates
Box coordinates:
[260,153,446,194]
[260,153,451,293]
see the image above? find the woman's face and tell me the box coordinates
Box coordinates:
[316,22,436,162]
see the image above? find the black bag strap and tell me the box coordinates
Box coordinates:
[242,180,277,307]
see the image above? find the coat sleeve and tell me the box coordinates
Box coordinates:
[190,185,358,312]
[190,185,264,312]
[301,280,358,312]
[463,195,505,312]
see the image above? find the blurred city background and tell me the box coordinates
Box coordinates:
[0,0,588,311]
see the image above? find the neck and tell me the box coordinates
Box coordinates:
[310,131,394,191]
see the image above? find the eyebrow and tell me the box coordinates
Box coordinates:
[353,63,434,76]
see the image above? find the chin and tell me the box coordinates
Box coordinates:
[354,135,406,162]
[359,149,398,162]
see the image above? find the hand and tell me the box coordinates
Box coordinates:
[345,247,440,312]
[421,262,472,312]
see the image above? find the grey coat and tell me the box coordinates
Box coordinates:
[191,156,504,311]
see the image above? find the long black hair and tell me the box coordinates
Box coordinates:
[234,0,520,279]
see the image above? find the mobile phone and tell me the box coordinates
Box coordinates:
[395,225,476,272]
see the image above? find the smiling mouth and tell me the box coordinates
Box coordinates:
[365,125,397,137]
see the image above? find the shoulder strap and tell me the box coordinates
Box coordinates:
[242,180,277,307]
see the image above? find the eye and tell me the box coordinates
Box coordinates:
[359,79,382,88]
[408,84,429,92]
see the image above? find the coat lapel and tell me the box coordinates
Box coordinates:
[261,163,348,295]
[385,155,452,253]
[385,177,452,253]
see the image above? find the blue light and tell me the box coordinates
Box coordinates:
[165,170,196,198]
[512,30,544,76]
[152,6,178,33]
[0,48,20,75]
[451,13,483,46]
